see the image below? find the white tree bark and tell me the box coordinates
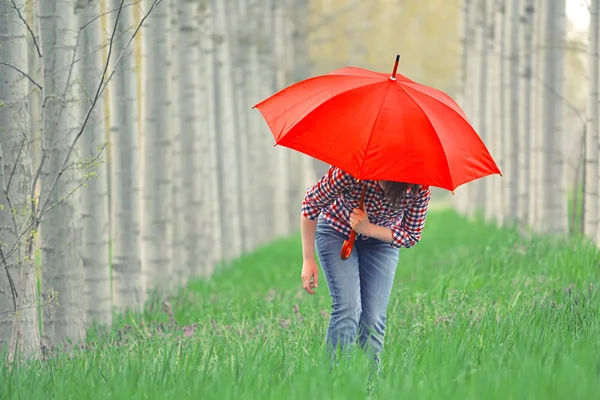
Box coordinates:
[224,0,252,254]
[529,0,544,229]
[288,0,316,221]
[109,0,143,311]
[243,0,260,250]
[177,0,201,279]
[486,0,506,226]
[258,0,278,243]
[473,0,490,217]
[271,0,292,235]
[483,0,499,224]
[170,0,184,288]
[76,0,111,329]
[39,0,85,346]
[503,0,520,224]
[210,0,243,261]
[539,0,567,234]
[283,0,305,232]
[25,1,44,182]
[585,0,600,241]
[0,0,41,360]
[454,0,478,216]
[247,0,272,246]
[200,0,221,275]
[517,0,534,232]
[141,0,172,295]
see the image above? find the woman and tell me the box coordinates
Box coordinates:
[300,165,431,365]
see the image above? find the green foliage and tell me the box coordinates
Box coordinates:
[1,210,599,399]
[308,0,462,96]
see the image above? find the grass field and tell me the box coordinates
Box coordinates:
[1,209,599,399]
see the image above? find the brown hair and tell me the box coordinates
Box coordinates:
[379,181,420,208]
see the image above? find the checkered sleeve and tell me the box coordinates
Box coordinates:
[389,185,431,248]
[301,166,354,220]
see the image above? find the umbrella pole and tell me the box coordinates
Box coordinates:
[340,182,368,260]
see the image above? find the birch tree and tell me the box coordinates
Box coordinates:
[585,0,599,241]
[247,0,273,246]
[109,0,143,311]
[271,0,293,235]
[283,0,306,231]
[475,0,491,216]
[141,0,172,294]
[177,0,201,279]
[76,0,111,328]
[0,0,41,361]
[39,0,86,346]
[288,0,317,206]
[258,0,279,243]
[224,0,252,253]
[529,0,545,229]
[503,0,520,224]
[539,0,567,234]
[199,0,221,275]
[170,0,184,287]
[210,0,243,261]
[454,0,478,216]
[487,0,507,226]
[517,0,534,232]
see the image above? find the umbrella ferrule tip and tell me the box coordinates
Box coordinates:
[389,76,397,81]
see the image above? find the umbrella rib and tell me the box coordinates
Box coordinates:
[356,83,393,180]
[395,85,454,187]
[399,83,471,125]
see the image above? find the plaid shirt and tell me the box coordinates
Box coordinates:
[301,166,431,248]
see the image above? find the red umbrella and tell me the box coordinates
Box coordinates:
[254,55,500,257]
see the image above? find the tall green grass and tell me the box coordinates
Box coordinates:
[2,209,599,399]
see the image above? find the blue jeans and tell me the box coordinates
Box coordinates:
[315,216,400,365]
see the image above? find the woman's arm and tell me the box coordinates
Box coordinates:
[300,166,353,259]
[362,222,394,244]
[388,186,431,248]
[300,215,318,260]
[300,166,354,220]
[349,186,431,247]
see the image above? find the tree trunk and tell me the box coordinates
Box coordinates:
[454,0,478,216]
[483,0,499,224]
[76,0,111,329]
[39,0,85,347]
[539,0,567,234]
[518,0,534,233]
[109,0,143,311]
[503,0,521,225]
[177,0,202,279]
[170,0,184,288]
[225,0,252,254]
[0,0,41,360]
[473,0,490,218]
[585,0,600,241]
[247,0,271,247]
[141,0,173,295]
[210,0,243,261]
[271,0,292,236]
[529,0,544,229]
[199,1,221,275]
[283,0,305,233]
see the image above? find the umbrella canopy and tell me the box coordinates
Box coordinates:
[253,55,501,192]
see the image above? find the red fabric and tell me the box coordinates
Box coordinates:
[254,66,501,191]
[301,166,431,249]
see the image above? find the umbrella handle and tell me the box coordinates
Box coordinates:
[340,182,368,260]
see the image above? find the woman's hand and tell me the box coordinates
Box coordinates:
[301,258,319,295]
[350,208,371,235]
